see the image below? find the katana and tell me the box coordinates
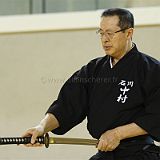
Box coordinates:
[0,133,98,148]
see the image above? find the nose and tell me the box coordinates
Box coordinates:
[101,35,110,42]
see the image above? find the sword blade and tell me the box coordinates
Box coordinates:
[49,137,98,146]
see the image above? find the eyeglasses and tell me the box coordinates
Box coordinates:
[96,28,130,40]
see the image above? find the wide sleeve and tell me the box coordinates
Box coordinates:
[46,60,96,135]
[134,59,160,141]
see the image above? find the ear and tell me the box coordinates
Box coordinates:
[126,28,134,40]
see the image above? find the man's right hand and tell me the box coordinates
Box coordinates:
[21,113,59,147]
[21,125,45,147]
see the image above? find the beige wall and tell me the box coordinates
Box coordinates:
[0,25,159,160]
[0,30,98,160]
[134,26,160,59]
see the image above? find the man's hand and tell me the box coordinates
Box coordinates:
[97,123,148,152]
[21,125,44,147]
[97,128,121,152]
[21,113,59,147]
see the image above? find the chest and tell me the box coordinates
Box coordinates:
[88,64,144,109]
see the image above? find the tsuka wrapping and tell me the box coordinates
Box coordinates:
[0,136,44,145]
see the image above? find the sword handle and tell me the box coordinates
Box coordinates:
[0,136,44,145]
[0,133,49,148]
[0,137,44,145]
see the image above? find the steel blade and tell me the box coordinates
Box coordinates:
[49,137,98,145]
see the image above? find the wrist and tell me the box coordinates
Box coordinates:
[35,124,45,135]
[114,127,123,140]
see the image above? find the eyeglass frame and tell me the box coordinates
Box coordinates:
[96,27,130,40]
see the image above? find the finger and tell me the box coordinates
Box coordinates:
[31,130,40,144]
[23,143,43,147]
[97,140,103,151]
[102,142,107,152]
[31,134,37,144]
[105,142,120,152]
[24,143,34,147]
[21,129,34,137]
[98,140,106,151]
[21,133,31,137]
[105,145,114,151]
[32,143,44,147]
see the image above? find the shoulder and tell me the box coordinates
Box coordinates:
[140,52,159,67]
[137,51,160,73]
[73,56,108,78]
[137,52,160,90]
[131,45,160,85]
[81,55,108,72]
[87,56,108,66]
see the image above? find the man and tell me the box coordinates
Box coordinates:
[23,8,160,160]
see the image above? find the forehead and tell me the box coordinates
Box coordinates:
[100,16,120,30]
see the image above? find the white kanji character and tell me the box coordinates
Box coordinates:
[120,86,130,95]
[127,81,134,87]
[117,94,128,103]
[118,80,126,86]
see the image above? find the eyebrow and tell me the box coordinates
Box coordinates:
[97,28,115,32]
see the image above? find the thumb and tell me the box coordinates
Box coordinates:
[31,133,38,144]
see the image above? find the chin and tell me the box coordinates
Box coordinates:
[104,51,113,56]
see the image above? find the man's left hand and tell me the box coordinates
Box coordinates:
[97,128,121,152]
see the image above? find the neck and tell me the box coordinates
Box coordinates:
[112,41,133,66]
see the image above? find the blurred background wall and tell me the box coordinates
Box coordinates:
[0,1,159,160]
[0,0,160,15]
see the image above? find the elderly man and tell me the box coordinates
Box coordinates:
[23,8,160,160]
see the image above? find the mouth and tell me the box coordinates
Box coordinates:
[103,46,112,50]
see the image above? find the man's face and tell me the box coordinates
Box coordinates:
[99,15,131,59]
